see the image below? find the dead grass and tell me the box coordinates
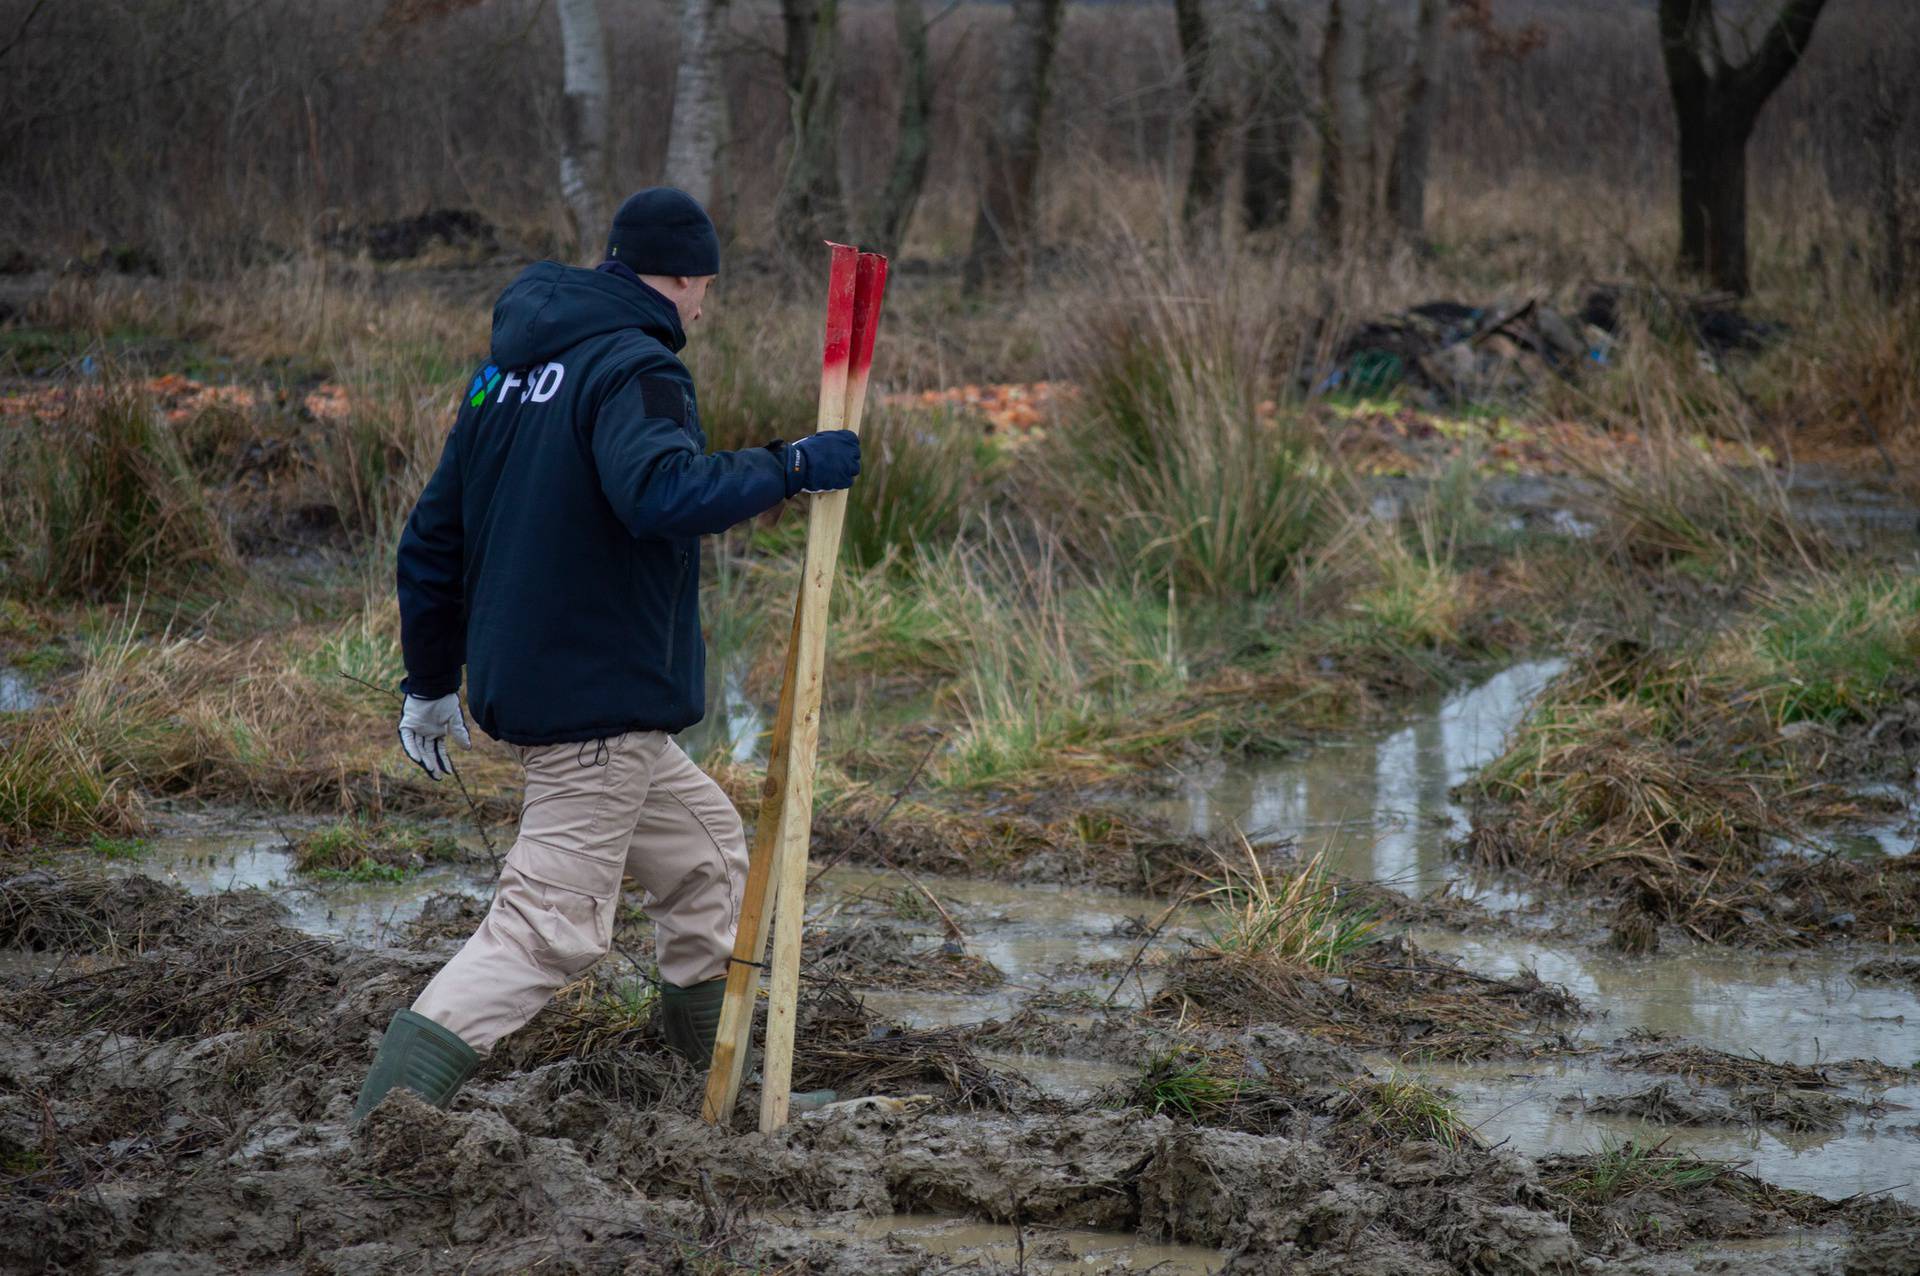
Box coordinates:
[0,610,519,848]
[1156,937,1583,1061]
[1,376,236,598]
[1336,1072,1482,1153]
[1467,571,1920,944]
[789,981,1043,1113]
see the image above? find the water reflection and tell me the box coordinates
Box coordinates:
[1149,659,1564,895]
[0,668,43,712]
[1395,1054,1920,1210]
[677,655,765,765]
[94,823,494,945]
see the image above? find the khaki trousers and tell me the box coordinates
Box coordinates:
[411,730,748,1053]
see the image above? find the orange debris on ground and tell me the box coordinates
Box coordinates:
[0,374,355,426]
[882,380,1076,442]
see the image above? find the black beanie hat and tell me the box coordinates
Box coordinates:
[605,187,720,276]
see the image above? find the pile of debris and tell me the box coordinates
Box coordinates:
[319,207,497,262]
[1318,284,1783,406]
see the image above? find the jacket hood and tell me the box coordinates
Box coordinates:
[489,260,685,368]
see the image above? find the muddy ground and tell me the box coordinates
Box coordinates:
[4,823,1917,1276]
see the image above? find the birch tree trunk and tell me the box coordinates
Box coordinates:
[962,0,1066,292]
[1385,0,1445,242]
[1176,0,1230,232]
[1242,0,1303,234]
[863,0,934,255]
[1658,0,1829,295]
[556,0,609,262]
[777,0,845,258]
[664,0,730,213]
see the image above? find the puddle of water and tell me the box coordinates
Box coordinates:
[806,1213,1219,1275]
[1412,929,1920,1067]
[1389,1054,1920,1210]
[815,867,1198,983]
[677,657,765,766]
[1799,823,1917,861]
[0,667,43,711]
[1145,659,1564,901]
[94,824,494,945]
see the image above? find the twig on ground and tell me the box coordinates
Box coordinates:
[1103,885,1193,1009]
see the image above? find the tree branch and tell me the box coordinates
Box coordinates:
[1728,0,1829,110]
[0,0,50,65]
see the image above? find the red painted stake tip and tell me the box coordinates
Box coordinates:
[848,253,890,378]
[820,245,859,374]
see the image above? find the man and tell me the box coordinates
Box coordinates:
[353,188,860,1120]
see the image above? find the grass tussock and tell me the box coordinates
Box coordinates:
[1337,1073,1481,1153]
[1469,570,1920,942]
[0,610,517,849]
[1158,932,1582,1060]
[1049,247,1340,597]
[838,404,984,572]
[1117,1048,1299,1135]
[2,378,234,598]
[0,714,147,850]
[1541,1139,1839,1251]
[1197,842,1381,971]
[287,818,464,879]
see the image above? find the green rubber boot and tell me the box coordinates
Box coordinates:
[658,977,728,1069]
[352,1009,481,1123]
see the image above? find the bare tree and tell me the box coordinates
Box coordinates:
[1176,0,1230,231]
[1314,0,1370,245]
[963,0,1066,291]
[664,0,730,214]
[862,0,934,256]
[1242,0,1304,235]
[556,0,609,262]
[1863,55,1910,303]
[1658,0,1829,295]
[777,0,845,257]
[1385,0,1446,242]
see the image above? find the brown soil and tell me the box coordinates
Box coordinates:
[1152,935,1586,1060]
[3,872,1914,1275]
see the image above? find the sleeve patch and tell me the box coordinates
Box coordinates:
[636,376,688,426]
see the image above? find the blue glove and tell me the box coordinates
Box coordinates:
[784,430,861,496]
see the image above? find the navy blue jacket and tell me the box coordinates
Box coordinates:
[396,261,792,745]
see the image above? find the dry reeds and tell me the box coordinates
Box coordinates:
[2,378,234,598]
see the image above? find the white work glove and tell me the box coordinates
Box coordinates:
[397,692,471,780]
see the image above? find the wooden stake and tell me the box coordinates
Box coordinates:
[700,243,858,1126]
[758,249,889,1133]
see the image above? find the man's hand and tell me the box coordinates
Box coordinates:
[785,430,861,496]
[398,692,471,780]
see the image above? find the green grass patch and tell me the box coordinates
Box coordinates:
[289,819,463,876]
[86,833,149,860]
[1747,573,1920,728]
[308,859,412,884]
[1135,1053,1247,1120]
[1550,1140,1726,1205]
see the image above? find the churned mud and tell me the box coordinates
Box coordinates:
[5,661,1917,1274]
[4,864,1917,1276]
